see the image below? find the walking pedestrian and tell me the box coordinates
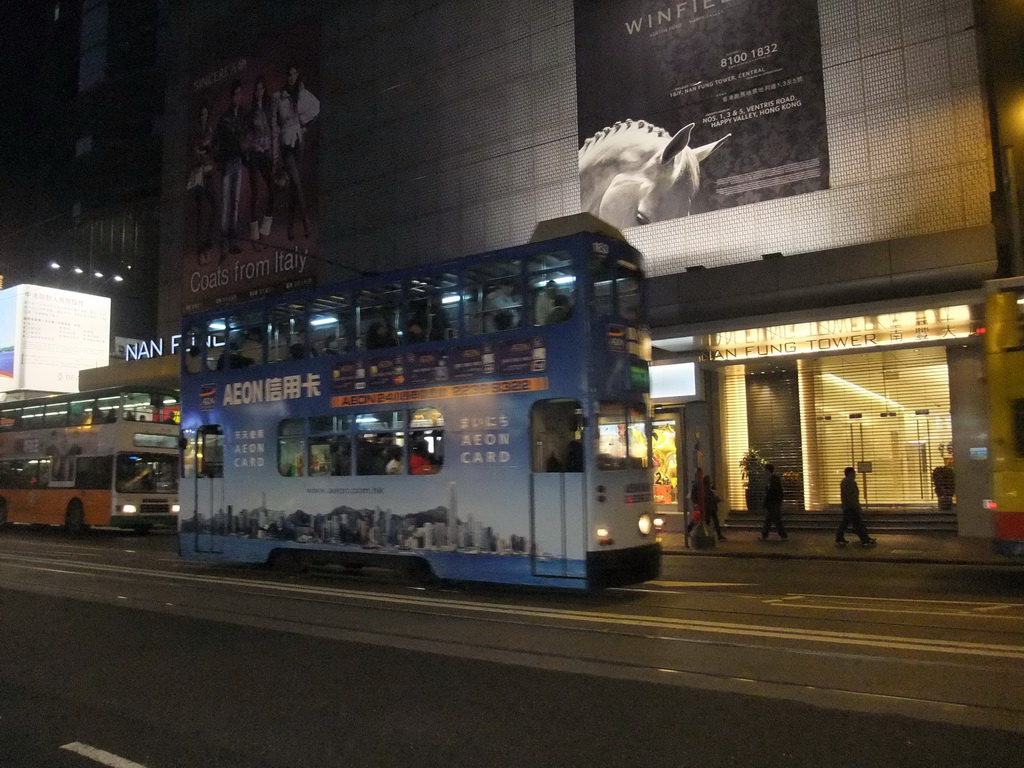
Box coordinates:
[700,474,726,541]
[836,467,877,547]
[760,463,787,540]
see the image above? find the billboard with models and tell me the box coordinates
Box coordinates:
[184,26,321,313]
[575,0,830,230]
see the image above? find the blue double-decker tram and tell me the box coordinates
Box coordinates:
[178,220,660,589]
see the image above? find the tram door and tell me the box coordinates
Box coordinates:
[193,425,225,553]
[529,400,586,579]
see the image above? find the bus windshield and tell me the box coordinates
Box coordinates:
[115,453,179,494]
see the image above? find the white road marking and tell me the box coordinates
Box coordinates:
[643,580,757,588]
[4,553,1024,660]
[60,742,148,768]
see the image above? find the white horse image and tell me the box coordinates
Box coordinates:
[579,120,730,229]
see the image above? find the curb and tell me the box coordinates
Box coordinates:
[660,546,1024,566]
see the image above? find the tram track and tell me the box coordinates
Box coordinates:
[3,548,1024,735]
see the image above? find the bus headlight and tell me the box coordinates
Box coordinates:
[638,513,653,536]
[171,504,180,514]
[121,504,137,514]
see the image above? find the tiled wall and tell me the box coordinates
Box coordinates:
[172,1,993,285]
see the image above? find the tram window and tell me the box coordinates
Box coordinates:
[227,312,264,367]
[405,273,457,343]
[355,410,406,475]
[466,262,522,335]
[309,414,353,476]
[268,302,308,362]
[619,277,642,324]
[357,284,401,350]
[628,407,650,469]
[204,317,227,371]
[530,399,584,473]
[589,253,615,317]
[528,254,575,327]
[596,403,628,471]
[308,292,351,355]
[278,418,306,476]
[196,425,224,478]
[184,325,205,375]
[409,406,444,474]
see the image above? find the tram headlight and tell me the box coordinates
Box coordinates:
[171,503,180,514]
[638,513,653,536]
[121,504,137,514]
[596,527,609,538]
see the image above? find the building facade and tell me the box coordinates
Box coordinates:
[155,0,1018,537]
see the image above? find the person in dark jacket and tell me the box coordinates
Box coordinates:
[836,466,877,547]
[688,474,726,541]
[760,463,787,540]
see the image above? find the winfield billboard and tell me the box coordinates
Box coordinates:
[575,0,830,230]
[183,25,321,313]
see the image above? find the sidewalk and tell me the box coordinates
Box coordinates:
[658,529,1023,566]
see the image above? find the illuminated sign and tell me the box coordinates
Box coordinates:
[699,306,973,362]
[0,284,111,394]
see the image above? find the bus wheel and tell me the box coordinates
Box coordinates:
[65,500,87,536]
[0,497,8,528]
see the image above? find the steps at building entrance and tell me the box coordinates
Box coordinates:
[718,509,958,533]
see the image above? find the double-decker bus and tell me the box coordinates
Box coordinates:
[178,222,660,588]
[0,387,181,534]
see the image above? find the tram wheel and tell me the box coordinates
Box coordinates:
[0,497,8,528]
[268,548,307,573]
[64,500,87,536]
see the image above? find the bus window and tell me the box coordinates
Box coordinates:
[42,402,70,429]
[308,292,351,355]
[358,284,401,350]
[116,454,176,493]
[0,459,34,489]
[466,262,521,335]
[309,414,352,476]
[69,397,96,426]
[75,457,114,491]
[196,425,224,478]
[20,403,45,431]
[406,273,458,343]
[530,399,583,473]
[355,411,406,475]
[278,418,306,476]
[596,402,628,470]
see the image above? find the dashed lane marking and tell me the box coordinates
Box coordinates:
[60,742,148,768]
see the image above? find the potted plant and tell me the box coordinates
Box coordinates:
[932,462,955,510]
[740,449,767,512]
